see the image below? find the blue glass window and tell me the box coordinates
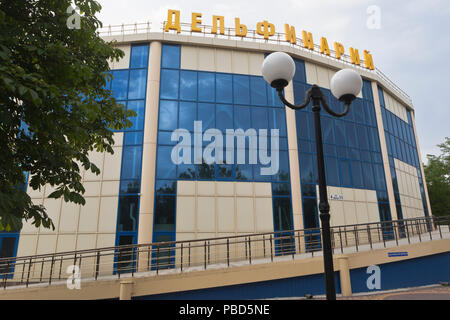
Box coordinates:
[180,70,197,101]
[351,160,364,188]
[216,74,232,103]
[302,198,319,229]
[117,196,139,232]
[300,153,315,183]
[233,75,250,105]
[158,100,178,131]
[216,104,233,132]
[111,70,129,100]
[161,44,180,69]
[273,198,293,231]
[250,77,267,106]
[234,105,251,130]
[325,157,339,186]
[126,100,145,130]
[339,160,352,187]
[124,132,143,146]
[130,44,149,69]
[251,108,268,131]
[121,146,142,180]
[160,69,179,100]
[154,195,176,231]
[156,146,177,179]
[197,103,215,131]
[178,102,196,132]
[345,122,357,148]
[198,72,215,102]
[269,109,287,137]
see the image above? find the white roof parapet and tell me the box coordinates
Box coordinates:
[98,22,413,108]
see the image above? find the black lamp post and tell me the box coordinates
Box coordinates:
[261,52,363,300]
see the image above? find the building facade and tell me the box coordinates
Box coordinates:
[0,28,432,263]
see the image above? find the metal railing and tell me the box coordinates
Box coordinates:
[98,21,413,106]
[0,215,448,289]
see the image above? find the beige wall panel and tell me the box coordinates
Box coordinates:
[236,197,254,233]
[84,181,101,197]
[217,197,235,233]
[56,234,76,253]
[36,234,57,255]
[96,234,116,249]
[16,234,38,257]
[355,202,369,224]
[40,198,62,234]
[98,196,119,233]
[78,197,100,233]
[330,200,345,226]
[102,146,122,181]
[177,181,195,196]
[254,183,271,197]
[180,45,198,70]
[101,181,120,196]
[235,182,253,197]
[76,234,96,251]
[197,197,216,233]
[305,62,317,84]
[248,53,264,76]
[215,49,232,73]
[59,201,80,233]
[216,182,234,197]
[198,47,215,72]
[83,150,104,181]
[343,202,357,225]
[232,51,249,74]
[316,65,330,89]
[176,196,196,232]
[113,44,130,70]
[255,198,274,232]
[197,181,215,196]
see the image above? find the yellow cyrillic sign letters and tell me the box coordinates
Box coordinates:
[163,10,375,70]
[165,9,181,33]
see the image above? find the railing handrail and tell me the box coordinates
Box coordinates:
[1,215,447,264]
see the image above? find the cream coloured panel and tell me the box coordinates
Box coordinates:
[98,196,118,233]
[78,197,100,233]
[217,197,235,232]
[56,234,76,253]
[254,183,271,197]
[235,182,253,197]
[355,202,369,224]
[248,53,264,76]
[255,198,273,232]
[83,150,104,181]
[16,234,38,257]
[96,234,116,249]
[197,197,216,232]
[101,181,120,196]
[112,44,130,70]
[180,45,198,70]
[343,202,357,225]
[176,196,196,232]
[177,181,195,196]
[198,47,215,72]
[305,62,318,84]
[232,51,249,74]
[76,234,96,251]
[217,181,234,196]
[59,201,80,233]
[40,198,62,234]
[330,200,345,226]
[236,197,254,233]
[102,146,122,181]
[215,49,232,73]
[197,181,215,196]
[316,65,330,89]
[83,181,101,197]
[36,234,57,255]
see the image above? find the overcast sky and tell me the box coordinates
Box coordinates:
[96,0,450,162]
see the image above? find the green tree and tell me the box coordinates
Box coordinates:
[424,137,450,218]
[0,1,135,232]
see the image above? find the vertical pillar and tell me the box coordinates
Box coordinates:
[371,82,398,221]
[284,81,305,253]
[337,255,352,297]
[410,111,433,218]
[137,41,162,271]
[119,279,134,300]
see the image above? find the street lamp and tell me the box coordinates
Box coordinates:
[261,52,362,300]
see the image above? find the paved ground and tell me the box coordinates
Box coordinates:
[339,284,450,300]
